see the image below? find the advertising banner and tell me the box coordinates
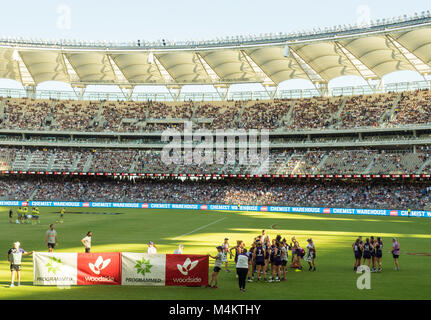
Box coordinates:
[121,253,166,286]
[33,252,209,287]
[6,200,431,218]
[33,252,77,286]
[165,254,208,287]
[77,252,121,285]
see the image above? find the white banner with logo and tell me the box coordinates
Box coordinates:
[33,252,77,286]
[121,253,166,286]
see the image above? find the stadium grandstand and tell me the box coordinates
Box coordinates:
[1,12,431,210]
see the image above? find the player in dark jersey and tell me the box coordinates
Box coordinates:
[9,208,13,223]
[253,241,267,281]
[375,237,383,272]
[370,236,377,272]
[293,240,304,272]
[353,238,362,271]
[247,242,256,282]
[17,207,23,224]
[362,238,372,267]
[269,239,276,275]
[263,237,271,275]
[269,243,282,282]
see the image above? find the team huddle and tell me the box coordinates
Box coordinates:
[352,236,401,272]
[9,207,65,225]
[209,230,317,290]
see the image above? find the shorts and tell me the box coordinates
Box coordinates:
[85,247,91,253]
[376,252,382,258]
[10,264,21,271]
[213,266,221,273]
[305,252,315,262]
[393,254,399,259]
[48,243,55,249]
[33,215,39,220]
[281,260,287,266]
[256,260,265,266]
[363,253,371,259]
[355,253,362,259]
[274,259,281,266]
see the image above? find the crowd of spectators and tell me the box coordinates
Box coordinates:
[289,96,341,129]
[2,89,431,132]
[1,147,431,175]
[1,176,430,211]
[340,92,398,128]
[391,89,431,125]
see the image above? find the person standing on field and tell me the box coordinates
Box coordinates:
[81,231,92,253]
[7,242,33,287]
[236,247,249,292]
[45,224,58,252]
[221,238,230,272]
[391,238,400,271]
[174,244,184,254]
[9,208,13,224]
[208,246,224,288]
[147,241,157,254]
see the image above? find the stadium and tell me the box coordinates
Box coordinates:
[1,2,431,305]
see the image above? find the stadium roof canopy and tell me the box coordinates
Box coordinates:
[1,12,431,96]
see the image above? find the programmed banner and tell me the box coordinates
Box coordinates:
[3,200,431,218]
[33,252,208,287]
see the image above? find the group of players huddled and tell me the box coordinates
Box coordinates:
[9,207,65,225]
[9,207,40,225]
[209,230,316,288]
[352,236,401,272]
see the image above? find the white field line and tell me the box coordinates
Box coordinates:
[173,217,227,240]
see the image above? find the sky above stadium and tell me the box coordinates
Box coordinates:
[0,0,430,92]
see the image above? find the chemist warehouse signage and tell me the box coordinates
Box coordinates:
[2,200,431,218]
[33,252,208,287]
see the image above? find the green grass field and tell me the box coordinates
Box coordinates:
[1,206,430,300]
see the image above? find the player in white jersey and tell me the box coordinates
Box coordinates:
[147,241,157,254]
[280,239,289,281]
[81,231,92,253]
[7,242,33,287]
[45,224,58,252]
[304,238,316,271]
[221,238,230,272]
[208,246,224,288]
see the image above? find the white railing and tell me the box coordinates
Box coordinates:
[0,80,430,102]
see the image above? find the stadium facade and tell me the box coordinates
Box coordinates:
[0,12,430,101]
